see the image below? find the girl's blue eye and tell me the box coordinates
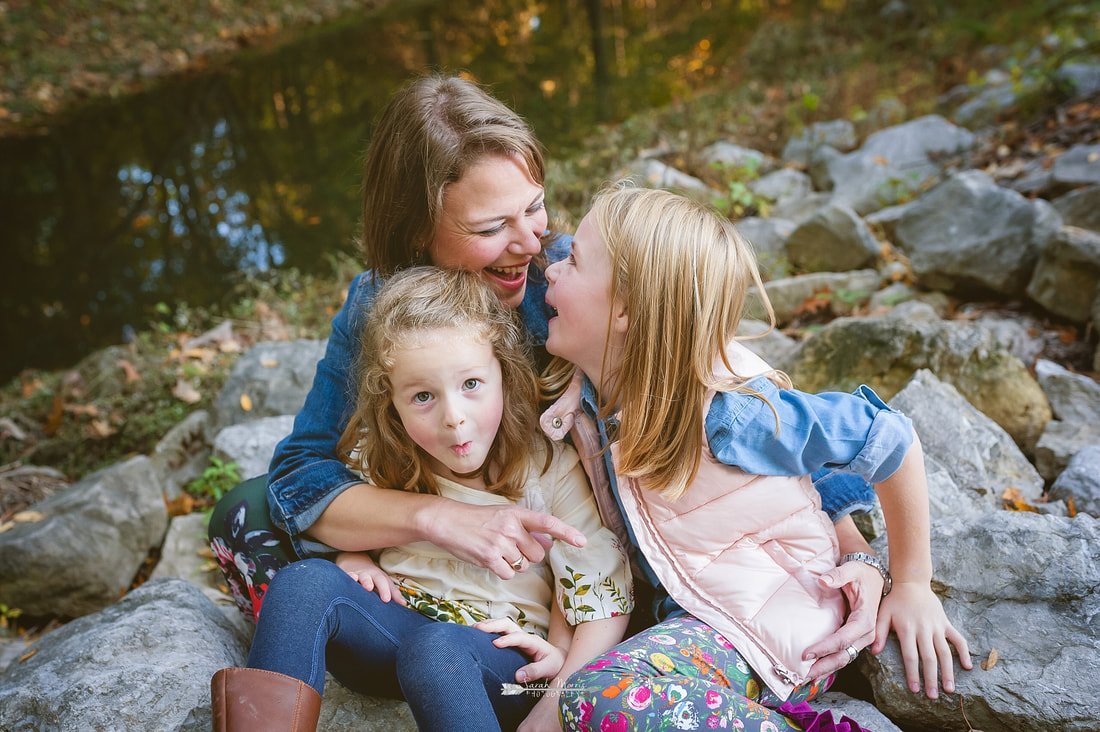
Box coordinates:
[413,392,432,404]
[463,378,481,390]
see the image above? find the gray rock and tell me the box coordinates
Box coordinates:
[865,512,1100,732]
[735,318,799,368]
[1052,143,1100,191]
[895,170,1059,297]
[1033,360,1100,481]
[0,579,247,732]
[784,313,1052,450]
[750,168,813,206]
[1053,184,1100,232]
[150,512,250,636]
[1026,226,1100,322]
[0,456,169,618]
[1055,62,1100,97]
[1050,445,1100,518]
[746,269,882,326]
[212,414,295,482]
[699,141,774,175]
[734,216,795,280]
[150,409,212,499]
[768,191,833,225]
[828,115,975,214]
[890,370,1044,516]
[781,119,858,166]
[213,340,327,428]
[864,200,915,242]
[954,82,1025,127]
[810,691,902,731]
[625,158,712,196]
[1035,358,1100,424]
[785,202,881,273]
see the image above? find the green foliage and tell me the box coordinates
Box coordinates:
[709,158,771,219]
[186,457,242,504]
[0,604,23,636]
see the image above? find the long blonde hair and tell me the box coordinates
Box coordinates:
[583,185,789,500]
[338,267,549,498]
[360,74,549,276]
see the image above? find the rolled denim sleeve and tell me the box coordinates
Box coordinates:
[705,378,913,485]
[266,271,379,556]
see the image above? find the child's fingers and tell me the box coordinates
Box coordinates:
[515,658,559,683]
[473,617,521,635]
[918,633,940,699]
[935,635,956,694]
[947,625,972,669]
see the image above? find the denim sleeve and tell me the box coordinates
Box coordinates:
[266,271,378,556]
[705,378,914,487]
[517,233,571,347]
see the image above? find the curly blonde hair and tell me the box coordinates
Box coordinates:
[338,266,549,498]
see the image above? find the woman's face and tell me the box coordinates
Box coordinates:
[429,154,547,310]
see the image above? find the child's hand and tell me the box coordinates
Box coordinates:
[335,551,406,605]
[473,618,566,683]
[519,691,565,732]
[875,581,972,699]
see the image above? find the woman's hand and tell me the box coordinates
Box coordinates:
[804,559,884,679]
[473,618,567,683]
[422,501,586,580]
[875,581,972,698]
[334,552,406,605]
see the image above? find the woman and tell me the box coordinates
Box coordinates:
[208,74,885,706]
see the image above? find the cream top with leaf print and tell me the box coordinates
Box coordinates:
[375,440,633,638]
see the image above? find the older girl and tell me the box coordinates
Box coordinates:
[213,267,632,731]
[539,186,972,731]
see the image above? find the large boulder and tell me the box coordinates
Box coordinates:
[784,304,1052,450]
[890,370,1044,518]
[213,340,327,428]
[1033,359,1100,481]
[0,456,169,618]
[0,579,247,732]
[894,170,1061,297]
[784,202,881,273]
[1052,184,1100,233]
[1025,225,1100,322]
[826,115,975,215]
[1051,142,1100,193]
[864,512,1100,732]
[1049,445,1100,518]
[212,414,295,481]
[746,270,882,328]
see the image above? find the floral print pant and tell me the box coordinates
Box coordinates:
[560,615,832,732]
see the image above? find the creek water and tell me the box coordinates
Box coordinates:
[0,0,758,383]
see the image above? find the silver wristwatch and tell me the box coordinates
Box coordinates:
[840,552,892,596]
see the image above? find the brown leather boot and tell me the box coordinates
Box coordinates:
[211,667,322,732]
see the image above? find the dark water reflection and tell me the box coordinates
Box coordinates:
[0,0,757,382]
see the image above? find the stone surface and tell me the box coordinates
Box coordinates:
[0,456,169,618]
[213,339,327,429]
[1052,184,1100,232]
[785,202,881,273]
[1026,225,1100,322]
[212,414,295,481]
[1049,445,1100,518]
[895,170,1059,297]
[746,269,882,327]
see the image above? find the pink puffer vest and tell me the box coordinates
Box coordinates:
[541,344,845,700]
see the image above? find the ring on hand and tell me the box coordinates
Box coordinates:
[511,556,525,571]
[845,645,859,664]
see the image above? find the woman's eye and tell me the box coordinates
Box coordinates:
[463,378,481,390]
[527,200,545,214]
[478,224,505,237]
[413,392,432,404]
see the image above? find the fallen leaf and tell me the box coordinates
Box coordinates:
[64,403,100,416]
[260,358,280,368]
[118,359,140,383]
[165,493,195,517]
[872,155,889,166]
[19,649,38,663]
[0,521,13,534]
[87,419,117,438]
[172,379,202,404]
[240,393,253,411]
[13,510,45,523]
[43,393,64,436]
[980,647,998,670]
[183,346,216,361]
[1067,496,1077,517]
[1002,486,1039,512]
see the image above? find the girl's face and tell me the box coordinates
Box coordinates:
[388,327,504,489]
[544,212,627,391]
[429,154,547,310]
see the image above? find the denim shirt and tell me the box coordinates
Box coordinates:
[576,373,901,621]
[266,236,572,558]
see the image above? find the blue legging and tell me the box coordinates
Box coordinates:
[559,615,833,732]
[247,558,536,731]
